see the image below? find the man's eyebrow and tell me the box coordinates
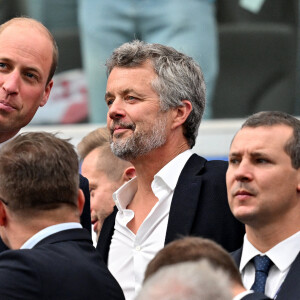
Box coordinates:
[228,152,240,157]
[105,89,144,101]
[0,57,42,76]
[250,151,269,158]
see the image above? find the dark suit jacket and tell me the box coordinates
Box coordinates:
[232,247,300,300]
[241,293,271,300]
[97,154,245,262]
[0,174,91,253]
[0,228,125,299]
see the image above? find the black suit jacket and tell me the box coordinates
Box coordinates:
[97,154,245,262]
[232,247,300,300]
[0,228,125,299]
[0,174,91,252]
[241,293,271,300]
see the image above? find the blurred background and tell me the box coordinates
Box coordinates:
[1,0,299,158]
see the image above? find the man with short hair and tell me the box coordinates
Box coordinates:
[0,132,125,299]
[0,17,57,142]
[78,127,135,238]
[0,17,91,250]
[227,111,300,299]
[98,40,244,299]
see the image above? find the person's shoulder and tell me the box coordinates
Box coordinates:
[0,249,40,292]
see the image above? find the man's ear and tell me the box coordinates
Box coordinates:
[122,167,136,183]
[0,202,7,226]
[40,79,54,107]
[171,100,192,130]
[77,189,85,216]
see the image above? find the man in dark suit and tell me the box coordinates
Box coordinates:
[227,111,300,300]
[0,132,125,299]
[97,40,244,300]
[0,17,91,246]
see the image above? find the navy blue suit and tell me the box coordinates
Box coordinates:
[97,154,245,261]
[232,247,300,300]
[0,228,125,299]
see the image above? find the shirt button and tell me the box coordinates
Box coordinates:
[135,245,141,251]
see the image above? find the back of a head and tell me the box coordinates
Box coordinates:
[106,40,206,148]
[144,236,242,286]
[0,132,79,216]
[137,260,232,300]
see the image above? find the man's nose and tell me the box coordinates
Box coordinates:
[234,160,253,182]
[2,71,20,95]
[108,98,126,120]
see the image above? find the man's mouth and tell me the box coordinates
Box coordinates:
[233,189,255,201]
[0,100,17,112]
[111,122,135,136]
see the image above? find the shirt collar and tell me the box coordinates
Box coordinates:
[240,231,300,272]
[21,222,82,249]
[113,150,194,212]
[153,149,193,191]
[113,177,138,213]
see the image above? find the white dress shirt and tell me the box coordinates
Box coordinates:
[21,222,82,249]
[240,231,300,299]
[108,150,193,300]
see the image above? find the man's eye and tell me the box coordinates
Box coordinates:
[229,158,240,165]
[0,62,7,69]
[106,99,113,106]
[24,72,38,80]
[256,158,268,164]
[126,95,137,101]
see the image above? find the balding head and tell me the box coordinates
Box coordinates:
[0,17,58,84]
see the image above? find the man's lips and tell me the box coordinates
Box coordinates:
[233,189,255,201]
[0,100,17,112]
[113,127,130,134]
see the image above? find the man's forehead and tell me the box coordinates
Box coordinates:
[0,18,49,36]
[230,125,293,151]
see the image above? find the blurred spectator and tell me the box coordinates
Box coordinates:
[78,0,218,122]
[77,127,135,240]
[137,260,232,300]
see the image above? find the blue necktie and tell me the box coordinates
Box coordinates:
[251,255,273,293]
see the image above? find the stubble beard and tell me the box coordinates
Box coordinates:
[110,115,168,161]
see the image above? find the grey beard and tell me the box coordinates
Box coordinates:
[110,117,167,161]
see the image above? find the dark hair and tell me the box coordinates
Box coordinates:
[0,132,79,214]
[144,236,242,285]
[106,40,206,148]
[241,111,300,169]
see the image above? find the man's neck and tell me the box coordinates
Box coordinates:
[132,140,190,188]
[5,208,80,249]
[246,217,300,252]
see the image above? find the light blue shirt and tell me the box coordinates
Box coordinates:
[21,222,82,249]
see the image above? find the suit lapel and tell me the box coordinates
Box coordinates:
[97,207,118,263]
[164,154,206,245]
[231,247,243,267]
[276,250,300,299]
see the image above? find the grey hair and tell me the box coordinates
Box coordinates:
[106,40,206,148]
[241,111,300,169]
[136,260,232,300]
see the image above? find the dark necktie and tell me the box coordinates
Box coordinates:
[251,255,273,293]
